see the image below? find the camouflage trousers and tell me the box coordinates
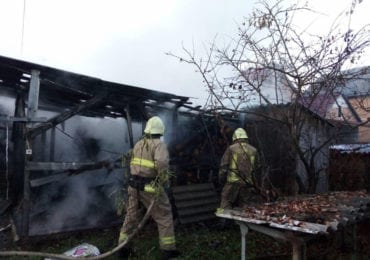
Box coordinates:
[220,182,256,209]
[119,186,176,250]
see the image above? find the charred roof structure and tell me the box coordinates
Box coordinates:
[0,55,189,120]
[0,55,231,237]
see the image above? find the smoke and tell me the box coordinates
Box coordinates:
[29,170,120,235]
[29,114,129,235]
[5,101,238,235]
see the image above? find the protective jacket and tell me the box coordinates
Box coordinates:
[219,140,257,184]
[130,137,169,179]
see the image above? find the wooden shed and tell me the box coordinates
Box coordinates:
[0,55,199,237]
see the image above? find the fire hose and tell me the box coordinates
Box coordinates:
[0,199,155,260]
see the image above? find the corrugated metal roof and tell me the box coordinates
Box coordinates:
[330,143,370,153]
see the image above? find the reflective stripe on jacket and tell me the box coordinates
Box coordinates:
[131,157,155,169]
[130,136,169,179]
[220,141,257,183]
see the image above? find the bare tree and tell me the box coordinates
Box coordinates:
[168,0,370,193]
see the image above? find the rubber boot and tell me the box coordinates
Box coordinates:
[161,249,180,260]
[118,244,136,259]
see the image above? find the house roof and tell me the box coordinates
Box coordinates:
[300,91,362,124]
[299,92,340,119]
[298,66,370,121]
[0,55,190,121]
[246,102,334,127]
[339,66,370,97]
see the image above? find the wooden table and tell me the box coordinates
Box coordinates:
[216,191,370,260]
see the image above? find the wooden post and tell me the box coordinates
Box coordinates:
[41,131,47,161]
[12,94,26,203]
[27,70,40,120]
[171,103,181,146]
[22,69,40,237]
[125,104,134,148]
[50,127,56,162]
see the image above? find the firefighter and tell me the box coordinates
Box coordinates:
[217,128,257,213]
[118,116,179,260]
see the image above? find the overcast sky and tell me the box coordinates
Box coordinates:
[0,0,369,106]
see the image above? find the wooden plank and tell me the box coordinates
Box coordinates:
[269,221,328,234]
[27,162,97,171]
[30,173,69,187]
[0,116,46,122]
[217,210,328,234]
[29,160,115,187]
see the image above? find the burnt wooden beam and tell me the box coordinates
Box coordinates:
[28,160,118,187]
[11,94,26,203]
[21,70,41,237]
[50,127,56,163]
[27,161,98,171]
[125,104,134,148]
[170,102,183,146]
[27,70,40,122]
[0,116,47,122]
[26,93,105,139]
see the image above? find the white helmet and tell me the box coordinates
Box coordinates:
[144,116,165,135]
[232,128,248,141]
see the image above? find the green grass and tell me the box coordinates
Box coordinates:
[3,220,290,259]
[3,219,369,259]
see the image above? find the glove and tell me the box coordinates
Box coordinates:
[118,232,128,243]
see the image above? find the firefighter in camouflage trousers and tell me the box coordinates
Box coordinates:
[217,128,257,212]
[118,116,179,260]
